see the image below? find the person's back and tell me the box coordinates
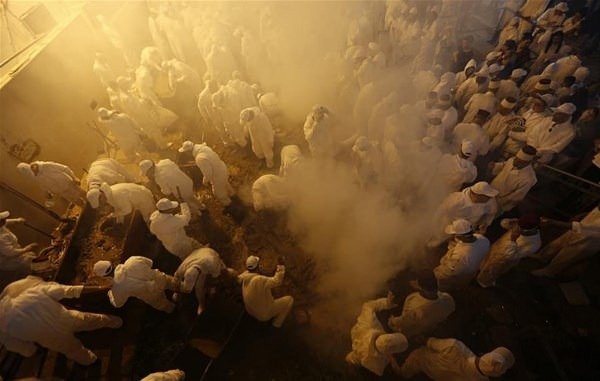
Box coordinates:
[392,292,455,337]
[239,271,277,320]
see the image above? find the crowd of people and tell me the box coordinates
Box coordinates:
[1,0,599,379]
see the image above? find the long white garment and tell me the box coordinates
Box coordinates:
[153,159,195,202]
[440,106,459,137]
[304,111,335,158]
[279,145,303,178]
[437,154,478,191]
[490,159,537,213]
[175,248,225,291]
[0,224,34,271]
[484,112,516,152]
[102,183,155,223]
[478,230,541,287]
[242,107,275,166]
[503,108,548,156]
[252,174,290,211]
[108,256,176,313]
[538,207,600,275]
[192,143,233,205]
[86,158,134,189]
[509,117,575,162]
[453,123,490,160]
[213,85,246,146]
[455,77,485,110]
[401,338,488,381]
[434,235,490,289]
[24,161,82,203]
[434,189,498,239]
[347,297,396,376]
[227,78,257,110]
[238,265,293,327]
[149,203,198,259]
[97,112,143,160]
[463,92,497,123]
[389,292,455,337]
[0,277,117,365]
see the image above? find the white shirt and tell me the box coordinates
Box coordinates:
[108,256,166,307]
[436,189,498,233]
[86,158,134,188]
[238,265,285,321]
[252,174,290,211]
[435,235,490,284]
[174,248,225,292]
[29,161,79,195]
[153,159,194,198]
[453,123,490,159]
[484,112,516,151]
[390,292,455,337]
[103,183,155,221]
[242,107,274,159]
[437,154,477,191]
[491,159,537,213]
[149,203,193,257]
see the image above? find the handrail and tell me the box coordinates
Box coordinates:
[538,164,600,190]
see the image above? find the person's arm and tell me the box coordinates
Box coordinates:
[537,129,575,155]
[177,203,192,225]
[265,265,285,288]
[108,289,127,308]
[181,267,200,293]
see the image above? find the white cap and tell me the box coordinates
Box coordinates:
[445,218,473,235]
[551,102,576,115]
[16,162,34,177]
[500,97,517,109]
[0,211,9,220]
[178,140,194,153]
[246,255,260,270]
[156,198,179,211]
[470,181,499,197]
[511,68,527,79]
[93,260,113,277]
[87,188,101,209]
[97,107,114,119]
[539,93,556,106]
[139,160,154,175]
[555,2,568,12]
[488,63,504,74]
[374,333,408,355]
[479,347,515,377]
[461,140,475,157]
[486,51,502,61]
[573,67,590,82]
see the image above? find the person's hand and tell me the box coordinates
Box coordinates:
[23,243,38,251]
[14,217,26,223]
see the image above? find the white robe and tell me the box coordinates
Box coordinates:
[389,292,455,337]
[242,107,275,166]
[252,175,290,211]
[509,117,575,163]
[149,203,198,259]
[453,123,490,160]
[153,159,195,203]
[102,183,155,223]
[434,235,490,290]
[192,143,233,205]
[437,154,477,191]
[490,159,537,213]
[86,158,134,189]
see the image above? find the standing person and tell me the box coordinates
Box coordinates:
[16,161,86,206]
[240,107,275,168]
[431,182,499,246]
[96,107,146,163]
[478,215,542,287]
[346,292,408,376]
[489,146,538,214]
[304,105,336,158]
[0,276,122,365]
[434,219,491,290]
[436,140,478,191]
[178,141,234,206]
[139,159,204,213]
[508,102,576,163]
[238,256,294,328]
[532,205,600,277]
[401,338,515,380]
[173,247,236,315]
[93,257,180,313]
[149,198,200,260]
[452,110,491,161]
[0,211,37,278]
[483,97,518,152]
[388,271,455,338]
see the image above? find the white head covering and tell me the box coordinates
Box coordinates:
[139,160,154,175]
[479,347,515,377]
[246,255,260,270]
[551,102,576,115]
[445,218,473,235]
[461,140,475,157]
[573,67,590,83]
[93,260,113,277]
[239,108,255,123]
[178,140,195,153]
[510,68,527,79]
[87,188,101,209]
[470,181,499,197]
[16,162,34,177]
[156,198,179,211]
[374,333,408,355]
[464,59,477,72]
[0,211,9,220]
[488,63,505,75]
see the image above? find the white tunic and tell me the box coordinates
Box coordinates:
[251,175,290,211]
[389,292,455,337]
[434,235,490,289]
[434,189,498,239]
[149,203,196,259]
[453,123,490,159]
[174,248,225,292]
[242,107,275,164]
[463,92,497,124]
[483,112,517,152]
[509,117,575,162]
[437,154,478,191]
[153,159,195,201]
[86,158,134,189]
[490,159,537,213]
[238,265,285,321]
[103,183,155,222]
[192,143,232,205]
